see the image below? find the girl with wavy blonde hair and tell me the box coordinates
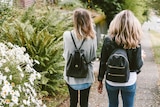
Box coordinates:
[109,10,143,49]
[98,10,143,107]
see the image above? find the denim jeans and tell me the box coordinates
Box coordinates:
[67,84,91,107]
[105,82,136,107]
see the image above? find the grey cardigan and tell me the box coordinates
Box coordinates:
[63,30,97,85]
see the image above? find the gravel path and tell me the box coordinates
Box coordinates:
[59,27,160,107]
[88,28,160,107]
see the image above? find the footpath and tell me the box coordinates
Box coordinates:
[59,28,160,107]
[89,28,160,107]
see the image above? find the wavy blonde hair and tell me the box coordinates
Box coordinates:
[108,10,143,49]
[73,8,96,40]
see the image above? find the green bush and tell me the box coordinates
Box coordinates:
[0,3,12,25]
[0,6,72,96]
[123,0,149,23]
[59,0,83,10]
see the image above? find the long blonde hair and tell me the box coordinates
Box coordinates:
[73,8,96,40]
[108,10,143,49]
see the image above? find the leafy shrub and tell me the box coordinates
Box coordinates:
[0,3,12,25]
[0,42,46,107]
[59,0,83,10]
[123,0,149,23]
[21,6,73,34]
[0,6,72,96]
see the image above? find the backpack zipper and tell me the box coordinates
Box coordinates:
[108,65,125,69]
[108,73,125,77]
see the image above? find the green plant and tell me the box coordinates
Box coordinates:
[80,0,149,26]
[0,19,68,96]
[59,0,83,10]
[123,0,149,23]
[0,42,46,107]
[147,0,160,15]
[0,3,12,25]
[21,6,72,36]
[149,30,160,64]
[0,4,73,96]
[80,0,124,27]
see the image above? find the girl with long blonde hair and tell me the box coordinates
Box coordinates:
[98,10,143,107]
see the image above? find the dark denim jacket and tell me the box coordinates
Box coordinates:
[98,37,143,81]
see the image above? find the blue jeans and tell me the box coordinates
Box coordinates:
[105,82,136,107]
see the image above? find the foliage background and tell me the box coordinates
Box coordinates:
[148,0,160,15]
[80,0,149,27]
[0,0,158,106]
[0,4,73,98]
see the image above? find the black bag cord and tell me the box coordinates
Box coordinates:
[70,31,93,64]
[70,31,85,50]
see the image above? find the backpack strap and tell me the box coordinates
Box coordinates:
[70,31,91,64]
[70,31,85,50]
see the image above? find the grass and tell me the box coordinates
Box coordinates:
[149,30,160,94]
[149,30,160,64]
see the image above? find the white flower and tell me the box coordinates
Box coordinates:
[34,60,40,65]
[1,80,12,98]
[26,99,31,106]
[1,91,7,98]
[18,86,22,92]
[7,42,13,48]
[20,73,24,78]
[11,95,19,104]
[0,43,7,57]
[25,64,32,73]
[4,67,10,72]
[0,59,7,67]
[20,105,24,107]
[37,72,41,79]
[9,75,12,80]
[17,65,23,72]
[14,90,20,97]
[31,97,36,104]
[37,99,42,105]
[20,47,26,52]
[23,100,27,105]
[43,104,47,107]
[9,102,15,107]
[0,73,6,84]
[0,42,45,107]
[29,73,37,85]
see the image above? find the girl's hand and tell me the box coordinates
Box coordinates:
[97,81,103,94]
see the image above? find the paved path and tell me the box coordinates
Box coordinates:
[89,28,160,107]
[59,28,160,107]
[134,28,160,107]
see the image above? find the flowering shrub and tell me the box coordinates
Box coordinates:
[0,42,46,107]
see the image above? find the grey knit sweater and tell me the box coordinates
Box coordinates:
[63,30,97,85]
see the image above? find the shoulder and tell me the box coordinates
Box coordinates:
[133,44,142,51]
[87,35,97,41]
[103,36,114,47]
[63,31,70,37]
[104,36,112,43]
[63,31,71,41]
